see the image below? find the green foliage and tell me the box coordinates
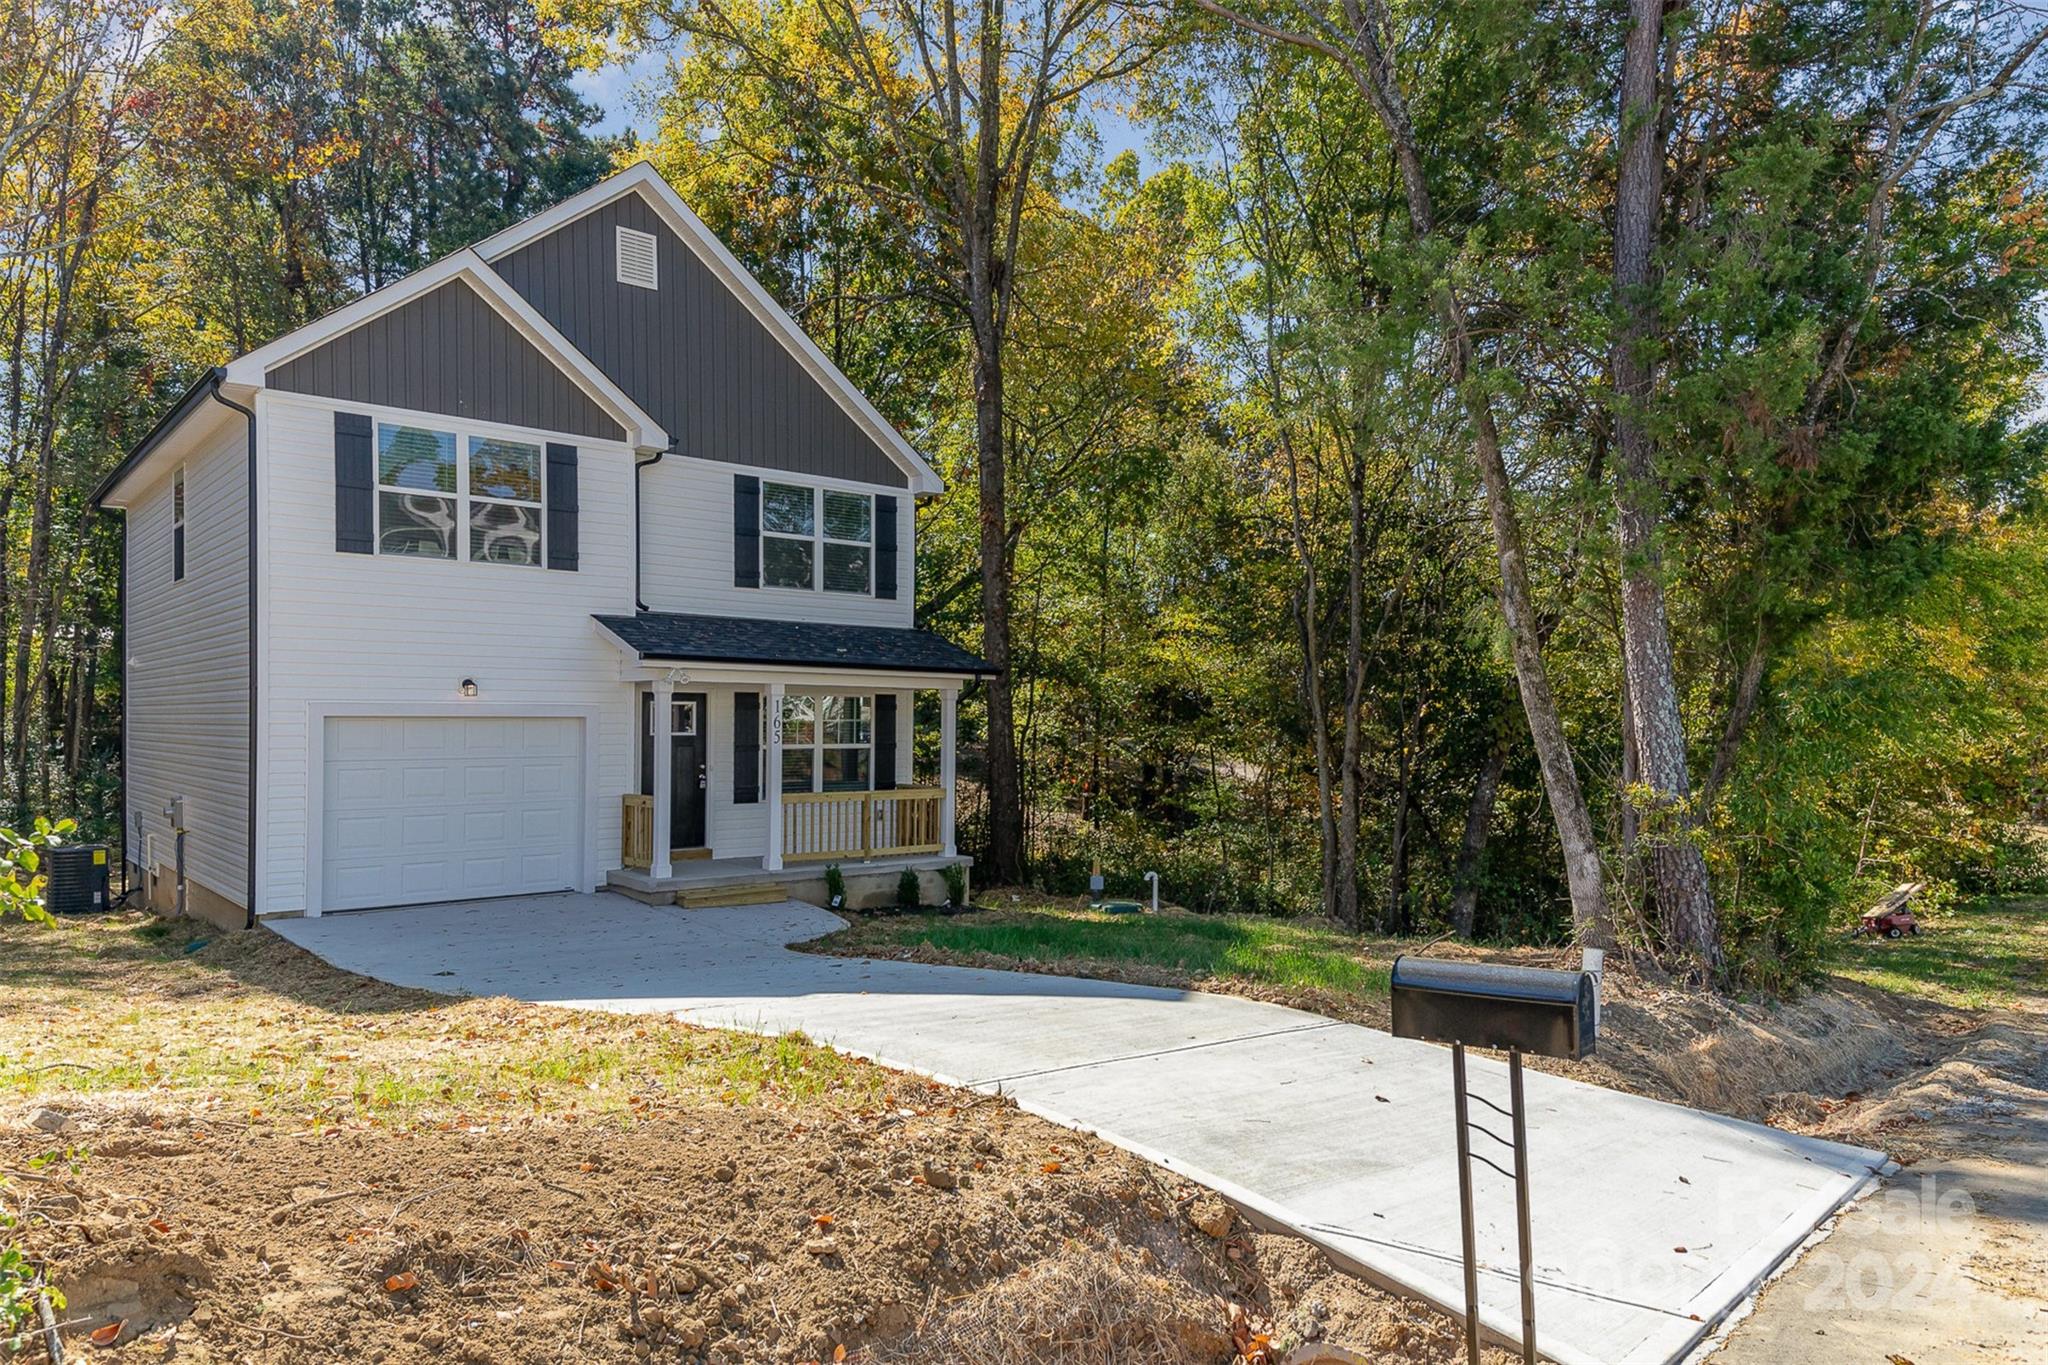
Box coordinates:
[816,898,1392,997]
[823,864,846,904]
[895,867,922,909]
[0,1236,60,1352]
[1713,521,2048,989]
[941,862,967,906]
[0,819,79,928]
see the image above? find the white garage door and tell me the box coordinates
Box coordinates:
[321,716,583,912]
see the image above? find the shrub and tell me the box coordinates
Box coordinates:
[824,864,846,906]
[896,867,922,908]
[941,863,967,906]
[0,817,77,927]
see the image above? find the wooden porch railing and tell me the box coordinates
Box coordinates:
[621,793,654,871]
[782,788,943,862]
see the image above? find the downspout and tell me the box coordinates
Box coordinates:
[634,443,675,611]
[205,373,258,930]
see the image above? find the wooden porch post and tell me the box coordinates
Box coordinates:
[940,686,958,858]
[650,677,674,881]
[765,681,785,871]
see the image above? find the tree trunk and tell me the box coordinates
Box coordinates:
[1612,0,1719,964]
[1386,696,1416,934]
[1334,453,1367,929]
[1193,0,1615,943]
[1449,730,1510,938]
[1702,634,1767,808]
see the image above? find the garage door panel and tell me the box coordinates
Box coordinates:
[400,717,461,754]
[332,814,389,857]
[522,762,568,798]
[520,719,577,755]
[400,813,449,848]
[322,716,582,912]
[400,765,450,801]
[462,765,509,799]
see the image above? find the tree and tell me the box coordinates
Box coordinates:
[1610,0,1719,963]
[1185,0,1615,941]
[575,0,1161,881]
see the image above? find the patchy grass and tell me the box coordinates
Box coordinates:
[1829,895,2048,1011]
[0,911,884,1129]
[809,892,1401,1001]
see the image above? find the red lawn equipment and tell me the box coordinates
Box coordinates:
[1853,881,1925,939]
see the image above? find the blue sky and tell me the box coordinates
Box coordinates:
[572,54,1150,169]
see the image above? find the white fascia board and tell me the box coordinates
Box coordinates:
[478,163,945,496]
[221,251,669,453]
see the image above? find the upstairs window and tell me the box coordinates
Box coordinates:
[761,481,873,595]
[616,226,658,289]
[377,424,458,558]
[467,436,543,566]
[172,467,187,581]
[375,421,543,566]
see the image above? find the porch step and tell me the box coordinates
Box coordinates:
[676,882,791,910]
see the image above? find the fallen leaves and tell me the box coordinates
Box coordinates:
[88,1321,123,1347]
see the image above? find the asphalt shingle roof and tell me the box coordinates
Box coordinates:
[594,611,991,676]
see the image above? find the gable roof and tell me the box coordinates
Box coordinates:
[265,274,628,443]
[220,251,667,452]
[477,162,943,496]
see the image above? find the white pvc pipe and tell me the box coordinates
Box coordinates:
[1581,946,1605,1029]
[1143,870,1159,914]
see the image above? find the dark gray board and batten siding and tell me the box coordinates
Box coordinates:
[266,278,626,443]
[489,193,910,489]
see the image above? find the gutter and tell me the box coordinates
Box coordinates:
[204,376,259,931]
[633,442,674,611]
[91,367,223,509]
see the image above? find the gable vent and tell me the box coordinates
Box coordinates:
[616,226,659,289]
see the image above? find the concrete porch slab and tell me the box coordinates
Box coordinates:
[274,892,1885,1365]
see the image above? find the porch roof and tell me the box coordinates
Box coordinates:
[593,611,993,677]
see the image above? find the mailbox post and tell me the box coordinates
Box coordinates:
[1389,957,1598,1365]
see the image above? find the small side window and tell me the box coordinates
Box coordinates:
[172,467,187,582]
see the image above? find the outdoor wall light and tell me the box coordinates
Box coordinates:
[459,678,479,698]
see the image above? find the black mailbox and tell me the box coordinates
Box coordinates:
[1390,956,1596,1060]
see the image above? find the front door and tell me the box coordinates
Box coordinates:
[640,692,708,851]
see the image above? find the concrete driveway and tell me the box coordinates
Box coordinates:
[275,892,1885,1365]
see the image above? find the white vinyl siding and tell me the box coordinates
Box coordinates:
[125,407,249,909]
[640,457,912,626]
[256,392,637,914]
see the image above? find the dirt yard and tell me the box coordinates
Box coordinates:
[1,913,1509,1364]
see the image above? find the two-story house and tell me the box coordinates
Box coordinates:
[93,163,987,930]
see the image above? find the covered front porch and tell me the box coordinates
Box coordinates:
[592,611,987,900]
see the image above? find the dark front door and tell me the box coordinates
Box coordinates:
[640,691,709,851]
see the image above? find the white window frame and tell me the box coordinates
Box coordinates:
[171,466,186,583]
[372,419,547,568]
[760,481,874,597]
[777,692,873,793]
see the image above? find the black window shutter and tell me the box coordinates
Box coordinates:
[874,693,898,790]
[173,525,185,581]
[545,443,579,571]
[734,475,760,587]
[334,412,374,554]
[875,494,898,599]
[733,690,761,804]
